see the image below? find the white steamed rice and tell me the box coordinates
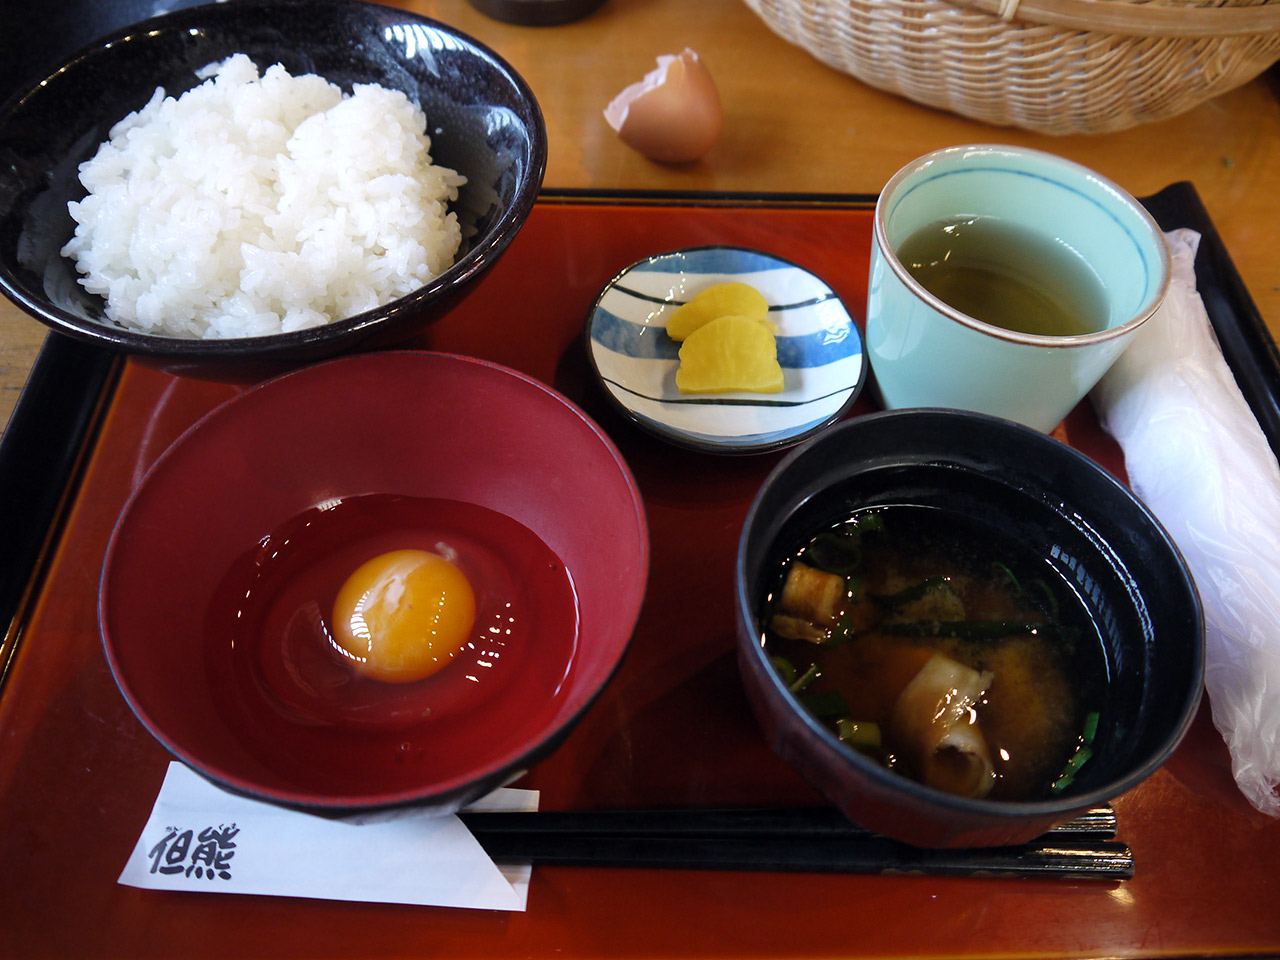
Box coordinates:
[60,54,466,339]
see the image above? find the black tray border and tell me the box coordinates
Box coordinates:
[0,334,117,688]
[1142,182,1280,451]
[0,183,1275,691]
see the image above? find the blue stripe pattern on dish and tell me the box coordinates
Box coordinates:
[633,247,795,275]
[584,245,867,455]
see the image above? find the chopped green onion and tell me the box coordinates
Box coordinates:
[769,656,797,687]
[991,561,1022,593]
[1082,710,1100,744]
[1063,744,1093,776]
[1027,578,1061,620]
[1050,712,1103,792]
[836,719,882,749]
[800,689,850,718]
[789,663,819,693]
[855,512,885,535]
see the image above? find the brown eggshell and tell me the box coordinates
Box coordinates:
[603,49,723,164]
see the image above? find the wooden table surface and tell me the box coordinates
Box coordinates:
[2,0,1278,436]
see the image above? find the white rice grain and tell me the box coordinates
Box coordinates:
[61,54,466,339]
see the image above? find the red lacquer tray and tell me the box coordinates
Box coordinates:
[2,188,1279,960]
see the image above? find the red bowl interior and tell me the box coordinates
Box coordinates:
[100,351,648,811]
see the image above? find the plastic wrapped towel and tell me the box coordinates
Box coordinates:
[1093,228,1280,817]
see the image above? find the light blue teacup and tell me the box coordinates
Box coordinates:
[865,145,1170,432]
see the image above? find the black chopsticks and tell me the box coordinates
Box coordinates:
[459,805,1132,881]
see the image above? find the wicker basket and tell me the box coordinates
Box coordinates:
[742,0,1280,134]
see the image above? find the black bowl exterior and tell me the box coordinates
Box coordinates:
[736,408,1205,847]
[0,0,546,375]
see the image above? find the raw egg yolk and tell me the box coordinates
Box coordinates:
[331,549,475,683]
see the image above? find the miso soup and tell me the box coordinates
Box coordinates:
[897,216,1108,337]
[761,505,1106,801]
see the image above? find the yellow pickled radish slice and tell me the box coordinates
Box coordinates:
[675,314,784,394]
[665,281,769,341]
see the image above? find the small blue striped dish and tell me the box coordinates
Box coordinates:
[585,245,866,454]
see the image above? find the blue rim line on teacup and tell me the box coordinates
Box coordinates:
[875,144,1172,348]
[585,245,867,455]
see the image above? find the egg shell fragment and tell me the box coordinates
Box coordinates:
[603,48,723,164]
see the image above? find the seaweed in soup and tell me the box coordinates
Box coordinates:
[761,506,1107,801]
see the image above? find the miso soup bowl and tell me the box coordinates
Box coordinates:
[735,409,1204,848]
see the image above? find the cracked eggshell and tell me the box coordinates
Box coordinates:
[603,49,722,164]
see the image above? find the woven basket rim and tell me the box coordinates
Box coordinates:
[948,0,1280,38]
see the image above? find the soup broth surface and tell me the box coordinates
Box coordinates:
[897,216,1109,337]
[762,505,1107,801]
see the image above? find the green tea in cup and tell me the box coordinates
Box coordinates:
[896,215,1109,338]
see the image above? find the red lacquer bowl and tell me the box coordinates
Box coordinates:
[100,351,648,812]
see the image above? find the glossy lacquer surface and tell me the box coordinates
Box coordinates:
[2,196,1279,959]
[737,410,1203,848]
[100,352,647,813]
[0,0,546,371]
